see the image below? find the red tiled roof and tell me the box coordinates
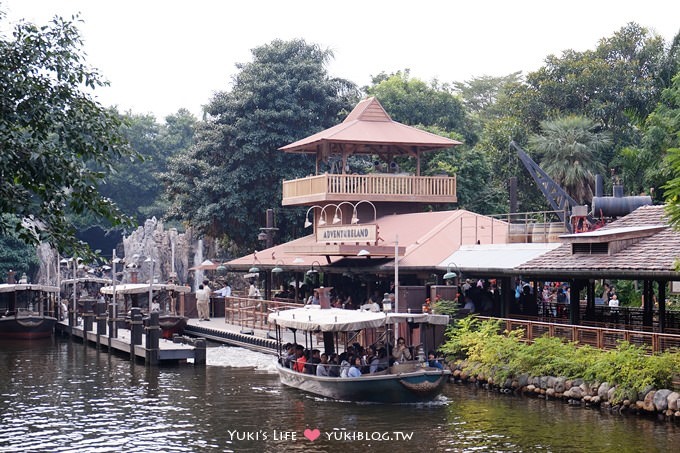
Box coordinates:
[225,209,508,272]
[518,205,680,278]
[279,97,461,154]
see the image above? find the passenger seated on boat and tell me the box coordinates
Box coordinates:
[338,353,350,378]
[392,337,412,363]
[282,343,296,368]
[427,351,444,369]
[328,353,340,377]
[150,296,161,312]
[316,353,330,377]
[367,345,380,373]
[305,349,321,374]
[292,345,307,373]
[347,356,362,377]
[376,347,389,372]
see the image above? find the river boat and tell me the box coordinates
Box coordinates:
[100,283,191,339]
[60,276,113,315]
[0,283,59,340]
[268,304,451,403]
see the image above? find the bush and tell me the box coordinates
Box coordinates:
[441,317,680,399]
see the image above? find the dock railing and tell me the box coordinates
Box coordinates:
[477,316,680,353]
[224,296,302,332]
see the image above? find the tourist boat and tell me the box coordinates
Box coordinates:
[100,283,191,339]
[0,283,59,339]
[60,276,113,315]
[268,302,451,403]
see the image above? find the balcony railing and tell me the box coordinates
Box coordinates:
[282,173,457,206]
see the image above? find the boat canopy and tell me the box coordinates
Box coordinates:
[268,306,449,332]
[386,313,450,326]
[269,306,386,332]
[61,277,113,285]
[0,283,60,293]
[100,283,191,295]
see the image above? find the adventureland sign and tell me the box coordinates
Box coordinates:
[316,224,377,245]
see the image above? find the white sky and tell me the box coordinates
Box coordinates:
[2,0,678,120]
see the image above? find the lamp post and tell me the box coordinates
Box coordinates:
[351,200,377,224]
[443,262,461,284]
[110,251,121,336]
[304,205,323,228]
[306,261,322,286]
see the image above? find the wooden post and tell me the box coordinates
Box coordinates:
[643,280,654,328]
[130,307,143,359]
[193,338,206,365]
[145,311,160,366]
[83,298,94,332]
[96,300,107,349]
[658,280,666,333]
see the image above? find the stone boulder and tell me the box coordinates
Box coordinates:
[643,390,657,412]
[653,389,672,412]
[597,382,611,401]
[668,392,680,411]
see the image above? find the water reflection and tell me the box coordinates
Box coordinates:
[0,339,677,452]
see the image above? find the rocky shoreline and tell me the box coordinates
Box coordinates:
[450,360,680,421]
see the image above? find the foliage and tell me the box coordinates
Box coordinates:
[366,70,474,143]
[442,318,680,400]
[162,39,360,251]
[0,13,135,259]
[529,115,611,204]
[585,342,679,401]
[521,23,673,150]
[432,298,460,317]
[0,230,39,281]
[440,317,524,381]
[100,109,197,224]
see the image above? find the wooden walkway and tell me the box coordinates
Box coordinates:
[55,312,206,366]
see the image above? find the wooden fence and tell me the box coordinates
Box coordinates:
[478,316,680,353]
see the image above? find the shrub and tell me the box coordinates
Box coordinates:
[441,317,680,400]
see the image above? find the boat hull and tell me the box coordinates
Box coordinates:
[0,316,57,340]
[276,363,450,403]
[157,315,188,339]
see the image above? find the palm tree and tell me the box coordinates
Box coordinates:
[529,116,611,204]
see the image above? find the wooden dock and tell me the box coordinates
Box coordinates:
[55,308,206,366]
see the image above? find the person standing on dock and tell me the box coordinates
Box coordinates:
[196,284,210,321]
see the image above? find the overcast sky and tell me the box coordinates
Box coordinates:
[2,1,678,120]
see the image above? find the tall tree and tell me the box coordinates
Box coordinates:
[163,39,359,251]
[0,13,134,258]
[101,109,196,224]
[366,70,474,143]
[529,116,611,204]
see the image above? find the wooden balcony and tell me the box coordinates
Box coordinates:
[281,173,457,206]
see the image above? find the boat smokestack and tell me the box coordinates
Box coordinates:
[595,174,604,198]
[7,270,16,284]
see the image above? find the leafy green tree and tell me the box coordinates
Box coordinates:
[453,72,523,125]
[509,23,673,155]
[659,73,680,226]
[0,13,134,258]
[0,230,39,281]
[366,70,474,143]
[100,109,196,224]
[162,39,359,251]
[529,116,611,204]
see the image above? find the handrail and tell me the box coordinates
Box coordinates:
[282,173,456,203]
[224,296,304,332]
[476,316,680,353]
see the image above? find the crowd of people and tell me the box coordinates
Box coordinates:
[280,337,443,377]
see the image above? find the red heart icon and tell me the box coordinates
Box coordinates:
[304,428,320,441]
